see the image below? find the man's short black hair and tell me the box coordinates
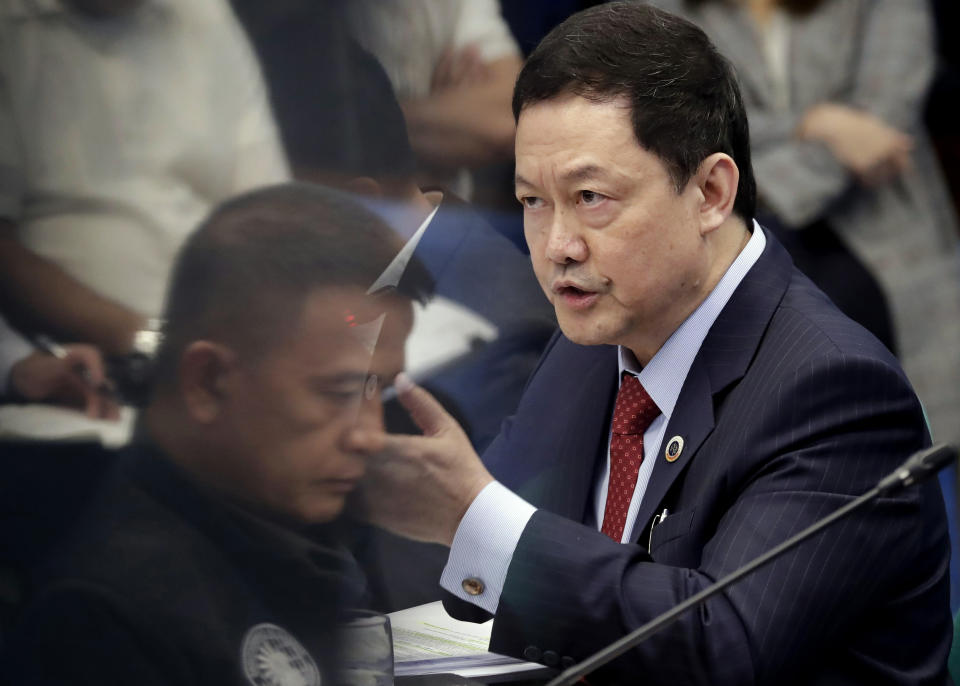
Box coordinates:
[512,1,757,222]
[152,182,429,391]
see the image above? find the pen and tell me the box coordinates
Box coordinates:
[33,334,115,398]
[34,334,70,360]
[648,507,669,553]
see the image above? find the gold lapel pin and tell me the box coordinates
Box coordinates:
[665,436,684,462]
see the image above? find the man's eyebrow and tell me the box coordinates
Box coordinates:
[560,164,606,183]
[515,165,609,189]
[514,172,534,189]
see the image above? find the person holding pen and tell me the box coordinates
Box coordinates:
[1,313,117,419]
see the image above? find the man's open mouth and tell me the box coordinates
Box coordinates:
[555,284,600,309]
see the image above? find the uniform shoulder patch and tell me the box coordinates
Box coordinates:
[241,622,321,686]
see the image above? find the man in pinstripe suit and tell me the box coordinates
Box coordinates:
[349,3,952,683]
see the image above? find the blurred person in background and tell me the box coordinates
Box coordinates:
[228,3,556,610]
[0,0,288,361]
[645,0,960,449]
[230,1,556,456]
[3,183,417,685]
[0,313,116,418]
[343,0,522,209]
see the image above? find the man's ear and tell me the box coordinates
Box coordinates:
[696,152,739,235]
[178,341,237,424]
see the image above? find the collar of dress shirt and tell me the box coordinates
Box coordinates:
[366,202,439,294]
[618,221,766,418]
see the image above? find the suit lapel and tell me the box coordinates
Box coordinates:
[519,349,619,522]
[629,230,795,542]
[631,362,715,541]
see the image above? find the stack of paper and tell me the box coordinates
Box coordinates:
[389,601,547,680]
[0,404,135,447]
[404,297,498,381]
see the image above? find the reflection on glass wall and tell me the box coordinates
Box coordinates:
[1,0,959,681]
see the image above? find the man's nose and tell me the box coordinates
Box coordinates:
[544,210,588,265]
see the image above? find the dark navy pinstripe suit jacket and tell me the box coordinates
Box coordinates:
[453,230,952,685]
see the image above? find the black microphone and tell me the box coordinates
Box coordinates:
[875,443,957,495]
[545,443,959,686]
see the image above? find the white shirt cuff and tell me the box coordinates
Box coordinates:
[440,481,536,614]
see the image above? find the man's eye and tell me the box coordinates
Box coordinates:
[315,384,364,404]
[579,190,605,205]
[321,390,360,403]
[316,375,380,405]
[519,196,544,209]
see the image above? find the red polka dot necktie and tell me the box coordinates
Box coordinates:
[600,373,661,542]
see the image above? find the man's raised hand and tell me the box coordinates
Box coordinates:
[346,373,494,546]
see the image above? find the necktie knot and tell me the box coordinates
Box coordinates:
[612,373,660,436]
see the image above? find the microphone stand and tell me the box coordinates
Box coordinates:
[546,443,958,686]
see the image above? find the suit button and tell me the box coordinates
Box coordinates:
[542,650,559,667]
[561,656,576,669]
[461,577,485,595]
[523,646,542,662]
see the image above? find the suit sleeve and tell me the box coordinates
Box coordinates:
[485,352,947,685]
